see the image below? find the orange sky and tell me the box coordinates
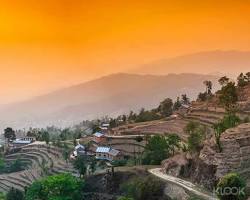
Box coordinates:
[0,0,250,103]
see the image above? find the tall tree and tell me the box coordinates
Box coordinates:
[203,80,213,94]
[181,94,190,104]
[73,156,88,178]
[173,97,182,110]
[158,98,173,117]
[219,82,238,111]
[4,127,16,143]
[237,73,248,87]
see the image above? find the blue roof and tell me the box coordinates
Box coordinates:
[94,132,104,137]
[13,139,31,144]
[96,146,110,153]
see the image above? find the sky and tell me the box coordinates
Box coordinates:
[0,0,250,104]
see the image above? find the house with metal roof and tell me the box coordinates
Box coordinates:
[93,132,106,143]
[12,137,35,147]
[95,146,122,161]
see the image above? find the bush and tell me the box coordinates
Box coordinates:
[216,173,246,200]
[214,113,241,152]
[6,188,24,200]
[142,134,181,165]
[25,173,84,200]
[112,159,127,167]
[185,122,205,152]
[121,176,164,200]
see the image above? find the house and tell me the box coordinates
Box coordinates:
[100,123,110,134]
[95,146,122,161]
[12,137,35,147]
[73,144,85,157]
[93,132,106,143]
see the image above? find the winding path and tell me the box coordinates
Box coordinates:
[149,168,217,200]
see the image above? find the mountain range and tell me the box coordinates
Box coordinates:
[132,50,250,77]
[0,73,219,130]
[1,50,250,130]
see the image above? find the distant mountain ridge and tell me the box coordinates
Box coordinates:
[0,73,220,130]
[132,50,250,77]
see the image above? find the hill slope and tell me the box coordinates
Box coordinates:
[0,73,219,129]
[132,50,250,77]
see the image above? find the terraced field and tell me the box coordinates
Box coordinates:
[0,143,76,193]
[112,119,189,141]
[185,109,224,126]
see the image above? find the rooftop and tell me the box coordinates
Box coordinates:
[93,132,104,137]
[75,144,85,150]
[96,146,111,153]
[13,139,32,144]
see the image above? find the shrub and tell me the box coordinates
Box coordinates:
[185,122,205,152]
[25,173,84,200]
[6,188,24,200]
[216,173,246,200]
[121,176,164,200]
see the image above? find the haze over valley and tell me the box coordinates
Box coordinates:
[1,50,250,129]
[0,72,220,129]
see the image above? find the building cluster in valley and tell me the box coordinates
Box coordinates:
[72,123,123,162]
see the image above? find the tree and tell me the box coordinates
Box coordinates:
[142,135,169,165]
[203,80,213,94]
[214,122,224,153]
[197,92,208,102]
[185,122,205,152]
[165,133,181,155]
[142,134,180,165]
[41,131,50,145]
[25,173,84,200]
[173,97,182,110]
[0,155,5,173]
[89,157,97,174]
[4,127,16,142]
[219,82,238,111]
[6,188,24,200]
[237,73,248,87]
[218,76,229,86]
[134,136,144,165]
[128,111,137,122]
[245,72,250,82]
[216,173,246,200]
[181,94,190,104]
[91,123,101,133]
[73,156,88,178]
[213,113,241,152]
[62,147,70,163]
[26,130,37,138]
[158,98,173,117]
[9,158,26,173]
[134,108,160,123]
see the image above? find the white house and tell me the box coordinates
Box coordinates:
[73,144,85,157]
